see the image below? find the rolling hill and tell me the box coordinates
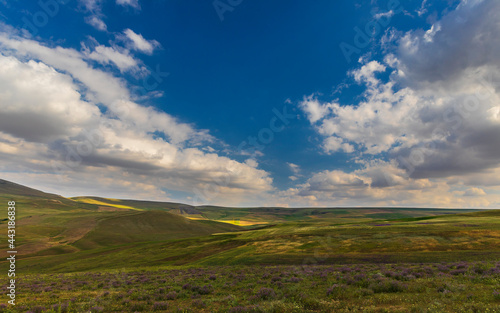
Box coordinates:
[72,196,483,227]
[1,178,499,274]
[0,179,244,258]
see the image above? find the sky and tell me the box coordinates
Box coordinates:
[0,0,499,208]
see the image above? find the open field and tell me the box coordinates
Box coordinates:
[6,209,500,274]
[72,196,483,227]
[1,179,500,311]
[0,179,483,261]
[2,262,500,312]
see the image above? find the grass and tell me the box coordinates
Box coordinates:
[3,209,499,273]
[72,211,242,249]
[1,179,500,311]
[2,262,500,312]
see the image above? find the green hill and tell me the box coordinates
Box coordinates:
[0,179,64,199]
[7,208,500,273]
[73,210,242,249]
[0,179,244,258]
[72,196,484,227]
[1,178,498,274]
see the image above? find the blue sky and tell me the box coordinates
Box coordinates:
[1,0,500,208]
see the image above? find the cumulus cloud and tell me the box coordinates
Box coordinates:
[300,95,334,124]
[0,33,274,206]
[296,0,500,208]
[0,33,194,143]
[396,0,500,89]
[0,55,99,142]
[464,187,486,197]
[283,160,497,208]
[323,136,354,154]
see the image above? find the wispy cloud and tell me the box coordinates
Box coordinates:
[122,29,160,55]
[79,0,107,31]
[417,0,428,17]
[116,0,140,10]
[85,15,107,31]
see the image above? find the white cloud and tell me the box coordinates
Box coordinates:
[0,34,274,206]
[299,95,334,124]
[84,44,138,73]
[296,0,500,208]
[287,162,300,175]
[123,29,159,55]
[351,60,386,87]
[79,0,108,31]
[85,15,107,31]
[284,161,498,208]
[0,33,195,144]
[417,0,428,17]
[0,55,99,142]
[80,0,101,11]
[464,187,486,197]
[116,0,140,9]
[323,136,354,154]
[374,10,394,20]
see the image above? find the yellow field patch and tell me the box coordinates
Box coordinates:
[214,219,264,226]
[182,216,261,226]
[185,216,208,220]
[74,198,141,210]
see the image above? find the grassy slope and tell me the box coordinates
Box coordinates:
[0,180,244,259]
[9,209,500,273]
[73,197,482,226]
[72,197,198,212]
[1,178,499,274]
[73,210,242,249]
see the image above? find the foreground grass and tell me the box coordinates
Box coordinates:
[2,262,500,312]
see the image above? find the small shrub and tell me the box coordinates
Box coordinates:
[254,287,277,300]
[191,299,206,308]
[166,291,177,300]
[493,290,500,301]
[326,284,346,296]
[369,280,407,293]
[153,302,169,310]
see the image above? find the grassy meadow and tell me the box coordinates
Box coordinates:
[0,179,500,312]
[3,261,500,313]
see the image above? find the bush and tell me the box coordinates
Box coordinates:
[166,291,177,300]
[153,302,168,310]
[191,299,206,308]
[369,280,407,293]
[254,287,277,300]
[493,290,500,301]
[326,284,346,296]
